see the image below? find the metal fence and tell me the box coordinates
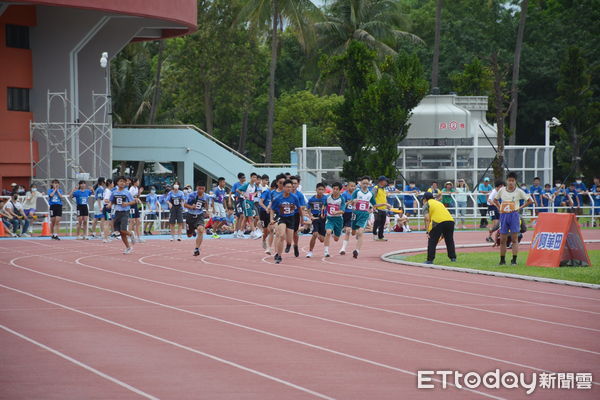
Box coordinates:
[1,191,596,237]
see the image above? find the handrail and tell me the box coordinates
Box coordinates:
[115,124,292,168]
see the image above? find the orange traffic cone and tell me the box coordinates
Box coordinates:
[0,220,6,237]
[41,217,51,237]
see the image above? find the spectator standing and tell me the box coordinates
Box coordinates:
[477,177,493,228]
[455,179,469,229]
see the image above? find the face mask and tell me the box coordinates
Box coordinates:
[555,184,561,187]
[173,185,179,190]
[150,190,156,194]
[521,186,527,190]
[32,188,37,192]
[576,180,582,184]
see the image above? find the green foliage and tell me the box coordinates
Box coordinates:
[330,41,428,180]
[450,57,493,96]
[554,47,600,180]
[272,90,343,162]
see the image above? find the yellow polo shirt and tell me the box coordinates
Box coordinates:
[374,186,388,210]
[424,199,454,231]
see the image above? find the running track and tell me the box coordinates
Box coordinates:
[1,230,599,399]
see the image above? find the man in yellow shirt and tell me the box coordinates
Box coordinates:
[372,176,391,241]
[423,191,456,264]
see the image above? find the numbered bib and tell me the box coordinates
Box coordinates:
[173,198,180,206]
[346,202,353,211]
[312,202,321,211]
[501,201,516,213]
[248,193,255,201]
[327,204,340,215]
[116,196,124,205]
[356,200,369,211]
[195,200,204,210]
[280,203,296,215]
[80,197,88,205]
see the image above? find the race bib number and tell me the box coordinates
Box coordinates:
[80,197,88,205]
[327,204,340,215]
[248,193,255,201]
[280,204,296,215]
[312,202,321,211]
[116,196,124,205]
[346,203,353,211]
[356,200,369,211]
[501,201,516,213]
[195,200,204,210]
[173,198,180,206]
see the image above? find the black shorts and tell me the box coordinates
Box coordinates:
[50,204,62,218]
[102,205,111,220]
[234,198,244,216]
[186,213,205,235]
[259,208,270,226]
[343,212,352,228]
[293,213,301,231]
[169,206,184,224]
[487,205,499,220]
[76,204,89,217]
[145,213,157,220]
[312,217,326,236]
[277,215,296,230]
[129,206,140,219]
[113,211,129,231]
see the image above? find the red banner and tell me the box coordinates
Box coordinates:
[526,213,591,268]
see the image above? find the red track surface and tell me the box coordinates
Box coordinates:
[1,230,599,399]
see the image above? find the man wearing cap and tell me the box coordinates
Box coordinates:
[477,177,493,228]
[372,176,391,241]
[423,191,456,264]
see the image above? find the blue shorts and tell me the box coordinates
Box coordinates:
[499,212,520,234]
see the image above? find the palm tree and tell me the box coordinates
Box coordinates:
[316,0,424,57]
[238,0,322,163]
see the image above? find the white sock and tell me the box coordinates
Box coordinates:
[324,246,329,253]
[341,240,348,250]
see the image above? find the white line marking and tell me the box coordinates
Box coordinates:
[3,259,504,400]
[0,281,334,400]
[0,324,159,400]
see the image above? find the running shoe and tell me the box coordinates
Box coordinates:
[324,251,330,258]
[123,247,133,255]
[339,249,346,255]
[511,259,517,266]
[499,260,506,266]
[306,251,313,258]
[193,248,200,257]
[212,234,220,239]
[352,250,358,259]
[293,245,299,257]
[285,244,291,253]
[274,254,282,264]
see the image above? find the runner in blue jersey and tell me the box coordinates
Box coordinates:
[259,180,276,254]
[339,181,356,255]
[184,185,211,256]
[269,179,301,264]
[109,176,136,254]
[166,183,186,241]
[305,183,327,258]
[47,179,65,240]
[71,180,93,240]
[210,177,228,238]
[289,176,306,257]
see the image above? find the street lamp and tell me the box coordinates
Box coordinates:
[544,117,561,185]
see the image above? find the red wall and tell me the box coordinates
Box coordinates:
[0,5,37,191]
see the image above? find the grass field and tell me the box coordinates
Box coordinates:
[396,250,600,285]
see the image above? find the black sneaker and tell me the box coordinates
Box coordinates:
[55,236,61,241]
[294,245,299,257]
[285,244,291,253]
[486,237,494,243]
[499,260,506,266]
[450,258,456,262]
[193,248,200,257]
[510,260,517,265]
[177,238,182,242]
[274,254,281,264]
[352,250,358,259]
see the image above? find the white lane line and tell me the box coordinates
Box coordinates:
[315,258,600,314]
[3,259,503,400]
[0,282,334,400]
[71,254,586,377]
[0,324,159,400]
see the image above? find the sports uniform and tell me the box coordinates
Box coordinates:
[341,190,354,228]
[496,187,530,234]
[166,190,185,224]
[129,186,141,219]
[307,194,327,236]
[325,194,346,237]
[185,191,210,235]
[351,189,376,230]
[72,189,92,217]
[94,186,105,219]
[259,189,272,226]
[271,192,301,230]
[110,188,134,231]
[47,188,63,217]
[213,186,227,220]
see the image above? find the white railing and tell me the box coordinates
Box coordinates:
[1,191,596,236]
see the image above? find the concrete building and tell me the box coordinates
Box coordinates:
[0,0,197,190]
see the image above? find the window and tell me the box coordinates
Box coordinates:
[6,24,30,49]
[7,88,30,111]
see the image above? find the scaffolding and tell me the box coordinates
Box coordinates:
[30,88,112,191]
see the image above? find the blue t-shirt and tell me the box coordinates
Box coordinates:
[529,185,543,205]
[214,187,227,204]
[260,189,272,208]
[146,193,158,212]
[158,194,169,210]
[271,189,283,202]
[231,181,244,199]
[592,190,600,206]
[271,193,301,217]
[95,186,105,200]
[478,183,493,203]
[342,191,354,213]
[307,195,327,216]
[567,188,580,206]
[552,188,566,206]
[225,214,235,225]
[110,189,134,211]
[47,188,63,205]
[186,192,211,215]
[403,185,418,205]
[292,190,306,215]
[72,189,92,206]
[166,190,185,208]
